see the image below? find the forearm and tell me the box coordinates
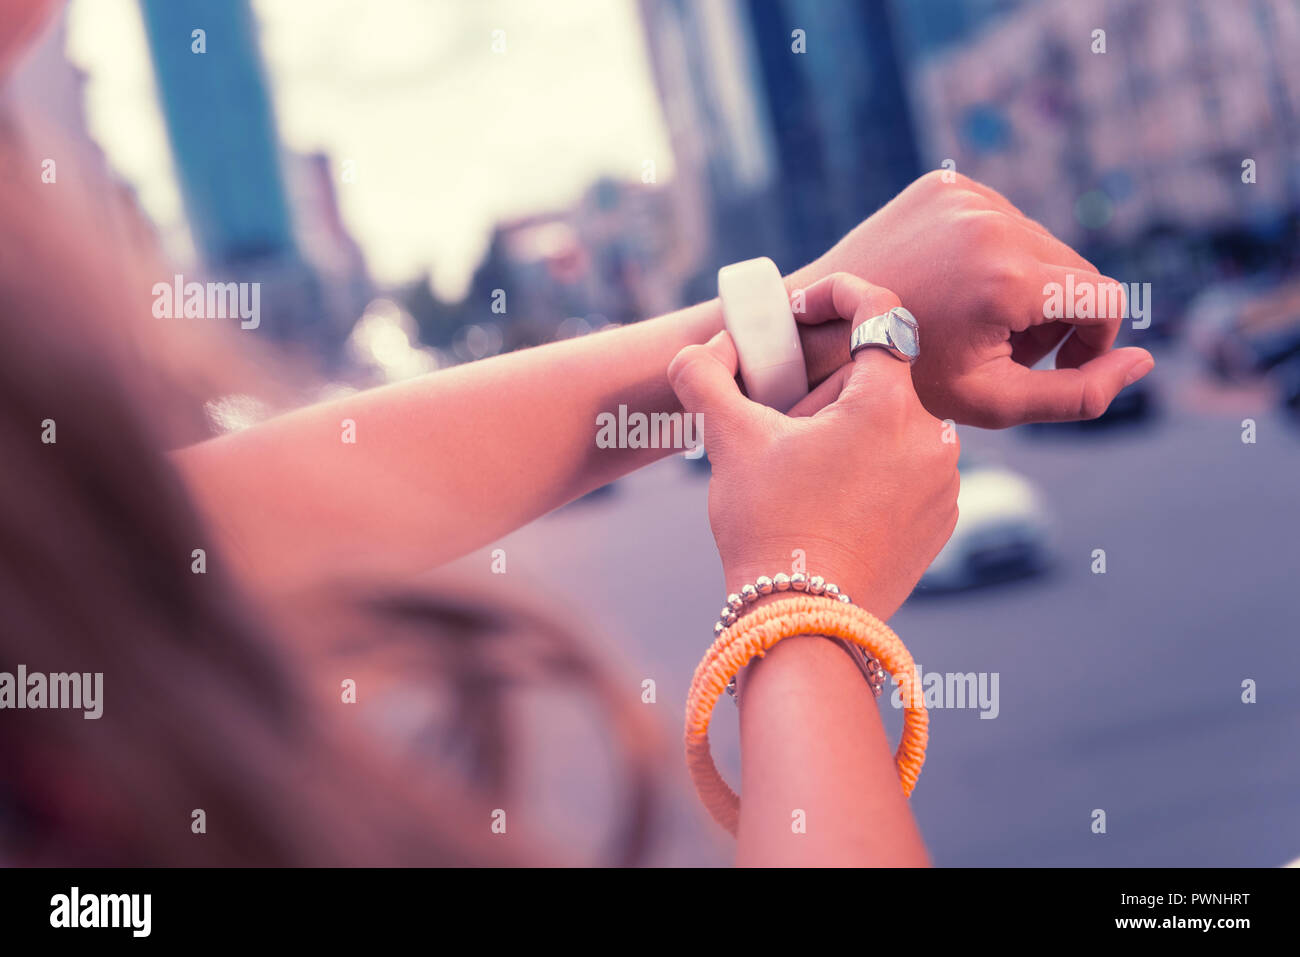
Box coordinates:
[735,633,929,867]
[174,273,848,591]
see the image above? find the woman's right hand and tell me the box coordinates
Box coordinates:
[668,274,960,621]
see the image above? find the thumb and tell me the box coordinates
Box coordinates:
[668,332,765,449]
[835,342,919,413]
[999,346,1154,424]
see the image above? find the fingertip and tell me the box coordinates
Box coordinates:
[1122,350,1155,387]
[668,341,711,388]
[668,335,752,422]
[704,330,739,371]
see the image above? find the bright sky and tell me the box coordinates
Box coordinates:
[67,0,673,298]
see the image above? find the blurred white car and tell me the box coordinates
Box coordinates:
[920,459,1051,591]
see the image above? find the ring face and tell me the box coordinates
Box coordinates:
[888,308,920,359]
[850,306,920,362]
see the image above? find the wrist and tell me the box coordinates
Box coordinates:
[723,551,896,623]
[734,630,862,698]
[713,571,867,697]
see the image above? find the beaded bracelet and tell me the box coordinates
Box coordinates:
[714,574,884,701]
[714,572,849,632]
[685,594,929,835]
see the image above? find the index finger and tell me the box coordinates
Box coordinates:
[792,272,902,327]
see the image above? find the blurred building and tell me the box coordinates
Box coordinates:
[638,0,922,291]
[891,0,1029,59]
[138,0,369,349]
[450,178,685,352]
[138,0,293,266]
[745,0,922,259]
[284,151,373,341]
[911,0,1300,249]
[637,0,778,298]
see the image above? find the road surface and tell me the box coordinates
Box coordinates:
[448,350,1300,866]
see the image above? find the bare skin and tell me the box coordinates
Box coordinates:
[172,173,1155,866]
[668,278,955,866]
[174,172,1151,595]
[172,292,847,594]
[736,633,929,867]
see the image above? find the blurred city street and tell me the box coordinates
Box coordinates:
[11,0,1300,869]
[465,347,1300,866]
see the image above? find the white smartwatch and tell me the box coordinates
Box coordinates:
[717,257,808,412]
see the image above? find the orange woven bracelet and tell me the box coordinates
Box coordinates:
[684,594,928,835]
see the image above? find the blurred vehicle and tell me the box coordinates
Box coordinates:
[1277,354,1300,421]
[1024,373,1156,434]
[1090,228,1209,343]
[1094,377,1154,424]
[920,456,1051,592]
[1186,277,1300,382]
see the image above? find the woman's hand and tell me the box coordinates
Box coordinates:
[796,170,1154,428]
[668,275,960,621]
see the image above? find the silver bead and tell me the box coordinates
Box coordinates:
[790,573,807,591]
[824,582,840,598]
[720,607,737,626]
[773,572,791,591]
[714,621,726,636]
[740,584,759,603]
[727,593,744,612]
[808,576,825,595]
[837,592,852,603]
[755,576,774,595]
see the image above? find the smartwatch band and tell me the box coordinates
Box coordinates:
[717,257,808,412]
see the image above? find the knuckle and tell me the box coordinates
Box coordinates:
[668,344,709,381]
[917,168,948,191]
[875,373,915,412]
[876,288,904,313]
[934,440,958,474]
[946,431,962,466]
[977,261,1030,312]
[1079,379,1110,419]
[840,273,901,315]
[958,208,1004,242]
[991,257,1029,289]
[831,271,866,304]
[920,167,975,191]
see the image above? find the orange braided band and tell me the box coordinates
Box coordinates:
[684,594,928,835]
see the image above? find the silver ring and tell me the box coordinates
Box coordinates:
[849,306,920,363]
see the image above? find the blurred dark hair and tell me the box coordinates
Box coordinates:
[0,151,658,866]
